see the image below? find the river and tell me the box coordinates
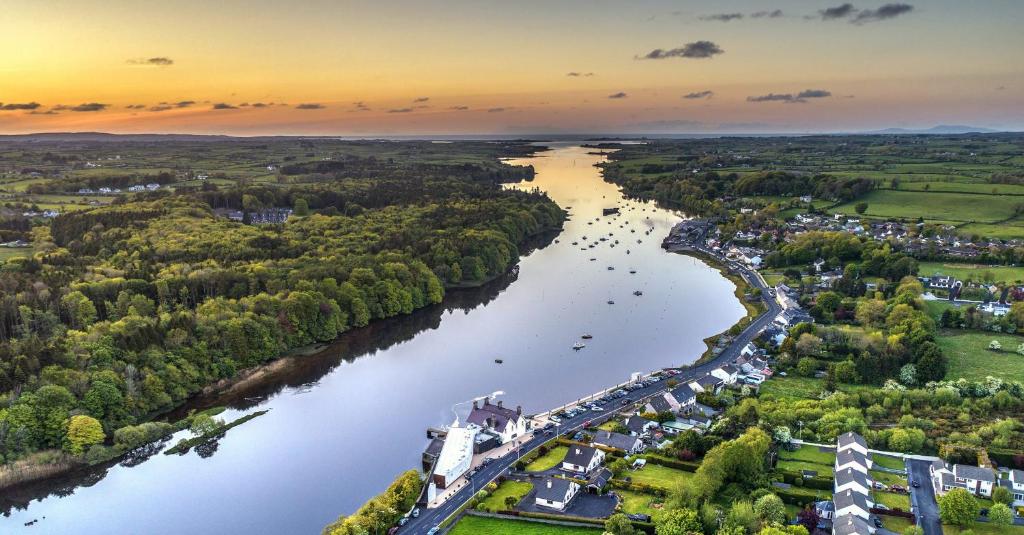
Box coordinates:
[0,143,745,534]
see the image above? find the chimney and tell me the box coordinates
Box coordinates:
[483,397,490,406]
[516,405,522,416]
[497,400,503,408]
[546,480,552,489]
[473,400,478,410]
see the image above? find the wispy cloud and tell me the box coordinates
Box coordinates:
[212,102,238,110]
[852,3,913,23]
[413,97,430,103]
[683,90,714,99]
[487,107,506,113]
[751,9,784,18]
[295,103,325,110]
[0,102,41,110]
[125,104,146,109]
[699,12,743,22]
[566,72,595,77]
[175,100,195,108]
[127,57,174,66]
[816,3,857,20]
[608,92,628,99]
[638,41,724,60]
[53,103,108,112]
[28,109,59,115]
[747,89,833,103]
[449,105,470,111]
[388,107,414,113]
[149,105,173,112]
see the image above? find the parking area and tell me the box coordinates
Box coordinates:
[517,488,618,518]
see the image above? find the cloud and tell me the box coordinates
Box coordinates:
[817,3,857,19]
[127,57,174,66]
[175,100,195,108]
[413,97,430,103]
[852,3,913,23]
[295,103,325,110]
[683,90,714,99]
[608,92,628,99]
[638,40,724,60]
[0,102,41,110]
[29,110,59,115]
[449,105,470,111]
[699,12,743,22]
[487,107,506,113]
[125,104,146,109]
[747,89,833,103]
[212,103,238,109]
[388,107,414,113]
[149,105,174,112]
[53,103,108,112]
[566,72,595,77]
[350,101,371,112]
[250,102,269,107]
[751,9,784,18]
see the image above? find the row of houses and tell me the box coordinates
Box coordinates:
[830,432,876,535]
[930,461,1024,507]
[77,183,161,195]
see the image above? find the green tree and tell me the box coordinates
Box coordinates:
[753,494,786,526]
[293,197,310,216]
[606,513,637,535]
[656,508,703,535]
[64,415,105,455]
[988,503,1012,526]
[854,202,868,214]
[61,290,98,329]
[725,501,759,534]
[991,485,1013,506]
[938,487,979,527]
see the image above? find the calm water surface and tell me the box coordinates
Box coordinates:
[1,143,744,534]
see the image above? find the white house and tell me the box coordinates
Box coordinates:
[668,384,697,408]
[432,426,476,488]
[623,416,658,436]
[467,397,527,444]
[837,432,869,457]
[833,513,875,535]
[833,489,872,519]
[1001,469,1024,507]
[592,430,644,454]
[561,445,605,475]
[931,462,996,498]
[644,392,677,415]
[834,468,872,496]
[688,374,724,394]
[740,342,758,358]
[835,449,871,475]
[534,477,580,511]
[710,365,740,385]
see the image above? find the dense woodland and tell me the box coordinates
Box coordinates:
[0,139,563,466]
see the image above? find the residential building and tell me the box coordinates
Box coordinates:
[711,365,739,385]
[833,489,872,519]
[930,462,996,497]
[998,469,1024,506]
[623,416,657,436]
[644,393,675,415]
[835,449,871,475]
[534,477,580,511]
[669,384,697,407]
[688,374,724,394]
[832,513,875,535]
[835,468,872,495]
[592,430,644,454]
[561,445,605,475]
[432,426,476,488]
[815,500,835,521]
[467,397,527,444]
[837,432,869,457]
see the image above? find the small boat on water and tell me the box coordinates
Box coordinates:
[581,334,593,339]
[590,257,596,261]
[494,358,504,364]
[626,250,630,254]
[607,266,614,270]
[634,290,643,296]
[572,241,578,245]
[630,270,637,274]
[573,341,586,350]
[607,300,615,305]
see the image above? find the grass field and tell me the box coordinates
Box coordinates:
[627,463,694,490]
[615,489,665,519]
[943,523,1024,535]
[780,444,837,465]
[918,262,1024,284]
[872,454,906,471]
[449,515,602,535]
[871,470,908,487]
[0,248,32,261]
[778,460,834,476]
[873,491,911,511]
[935,330,1024,383]
[524,446,568,472]
[759,376,874,401]
[882,515,914,533]
[480,481,533,512]
[832,190,1024,225]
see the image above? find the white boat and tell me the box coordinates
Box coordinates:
[573,341,586,350]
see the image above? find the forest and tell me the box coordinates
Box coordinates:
[0,138,563,470]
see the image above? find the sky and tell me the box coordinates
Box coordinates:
[1,0,1022,135]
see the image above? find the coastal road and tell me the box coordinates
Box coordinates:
[401,252,778,534]
[907,459,942,535]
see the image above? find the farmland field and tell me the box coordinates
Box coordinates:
[832,190,1024,224]
[935,330,1024,383]
[918,262,1024,284]
[449,515,602,535]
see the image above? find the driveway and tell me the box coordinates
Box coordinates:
[906,458,941,535]
[518,488,618,518]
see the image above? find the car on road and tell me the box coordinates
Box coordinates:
[427,526,439,535]
[911,480,920,488]
[622,398,632,405]
[549,416,561,423]
[398,517,409,526]
[583,420,592,428]
[873,518,883,528]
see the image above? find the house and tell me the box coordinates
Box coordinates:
[835,449,871,475]
[931,462,996,497]
[128,185,146,192]
[561,445,605,475]
[740,342,758,358]
[467,397,527,444]
[928,274,956,289]
[660,420,695,436]
[837,432,869,457]
[998,469,1024,506]
[815,500,836,520]
[832,513,875,535]
[623,416,658,436]
[683,413,712,429]
[834,468,872,495]
[592,430,644,454]
[534,477,580,511]
[711,365,739,385]
[432,426,476,489]
[833,489,872,519]
[587,468,614,493]
[800,195,813,203]
[644,393,676,415]
[669,384,697,408]
[688,374,724,394]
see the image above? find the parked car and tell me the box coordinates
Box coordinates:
[427,527,439,535]
[873,518,883,528]
[911,481,920,488]
[549,416,561,423]
[980,508,989,517]
[622,398,632,405]
[398,517,409,526]
[583,420,592,428]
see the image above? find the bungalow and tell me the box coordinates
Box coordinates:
[623,416,658,436]
[832,513,875,535]
[669,384,697,408]
[467,397,527,444]
[561,445,605,475]
[837,432,869,457]
[929,274,956,289]
[998,469,1024,506]
[833,489,872,520]
[684,413,712,429]
[931,462,996,498]
[711,365,740,385]
[644,393,676,415]
[534,477,580,511]
[835,449,871,475]
[834,468,872,495]
[689,374,724,395]
[593,430,644,454]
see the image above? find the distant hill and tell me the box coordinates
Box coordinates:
[0,132,236,142]
[865,125,1001,134]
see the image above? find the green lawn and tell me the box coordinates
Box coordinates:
[778,460,834,476]
[0,248,32,261]
[832,190,1024,226]
[480,481,533,512]
[779,444,837,465]
[870,470,908,487]
[918,262,1024,285]
[873,491,911,511]
[449,515,602,535]
[883,515,915,533]
[759,376,874,401]
[943,523,1024,535]
[627,463,694,490]
[524,446,568,472]
[935,330,1024,383]
[615,489,665,519]
[872,454,906,471]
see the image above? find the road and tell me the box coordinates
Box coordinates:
[401,252,779,534]
[907,458,942,535]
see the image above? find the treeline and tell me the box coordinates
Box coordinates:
[0,144,563,467]
[322,470,422,535]
[733,172,874,202]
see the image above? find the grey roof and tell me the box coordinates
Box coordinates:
[833,489,870,512]
[953,464,995,482]
[588,468,613,489]
[836,448,869,468]
[941,472,960,489]
[718,364,739,375]
[693,374,723,388]
[563,445,600,468]
[535,477,575,503]
[837,432,867,450]
[624,416,654,434]
[833,514,873,535]
[835,467,869,490]
[645,394,673,414]
[1010,469,1024,483]
[670,384,696,402]
[693,403,719,417]
[593,430,641,452]
[815,500,835,513]
[467,399,520,431]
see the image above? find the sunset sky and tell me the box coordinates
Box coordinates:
[1,0,1022,135]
